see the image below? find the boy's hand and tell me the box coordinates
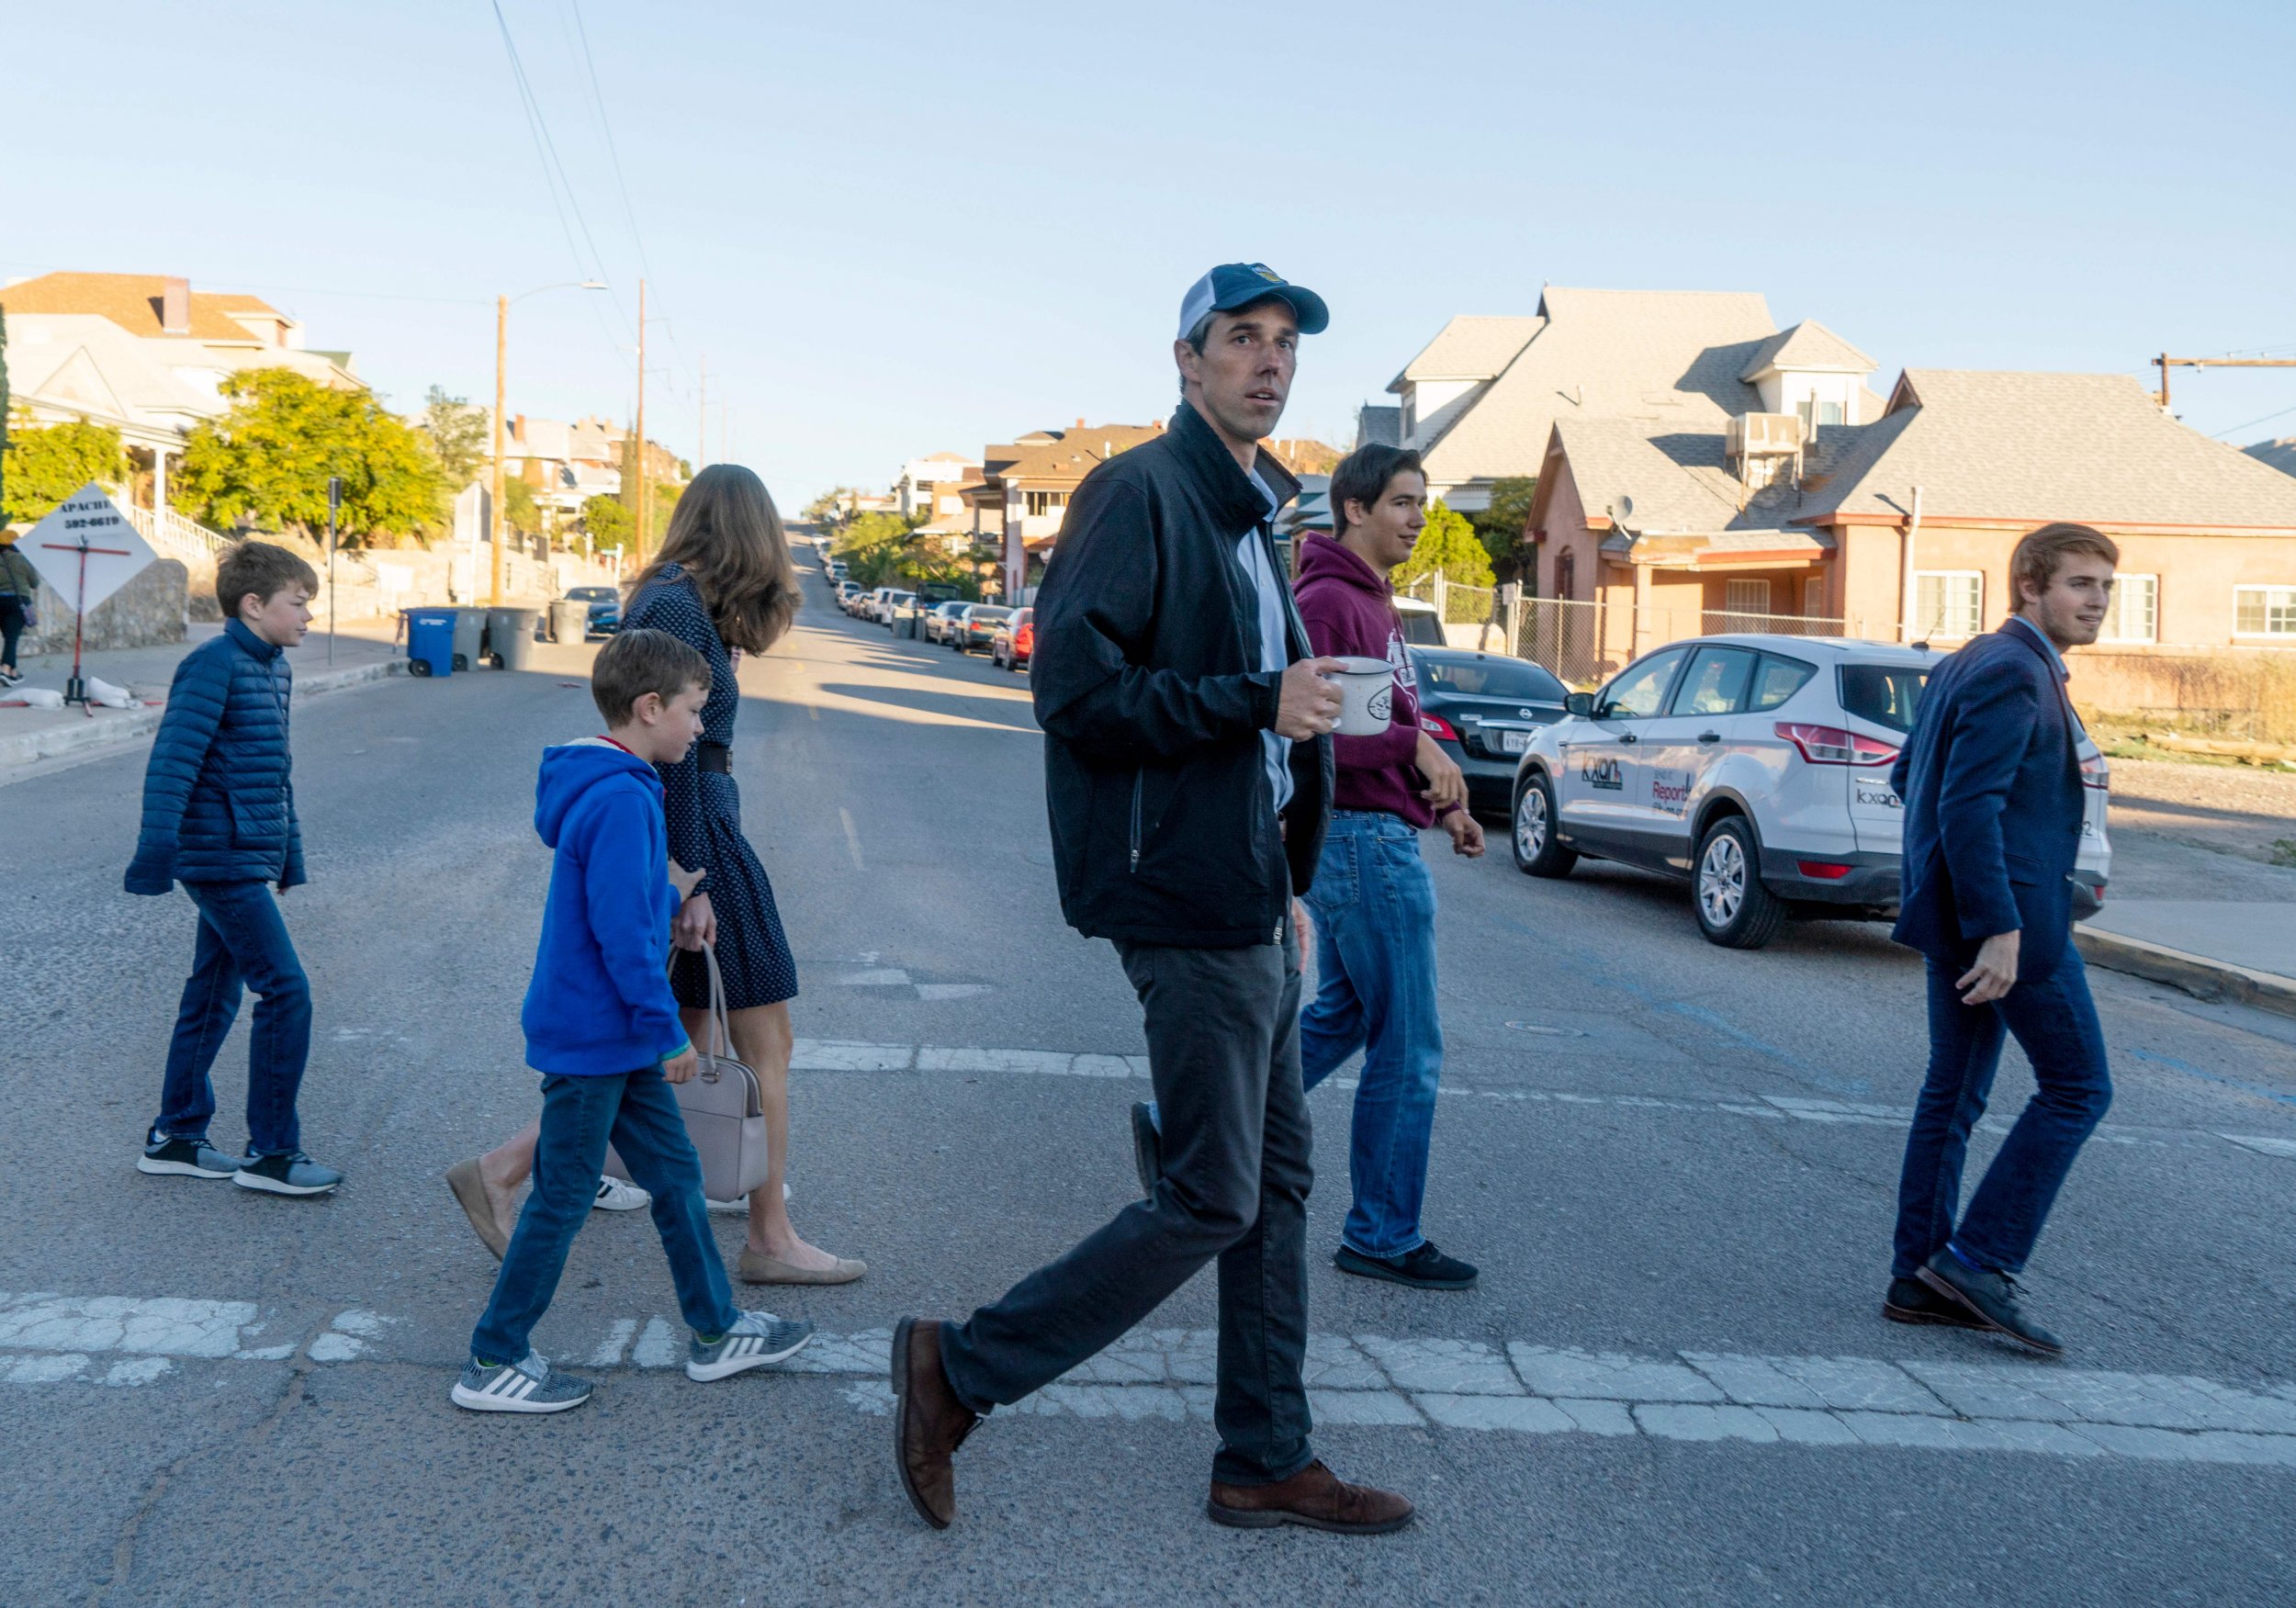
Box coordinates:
[1441,811,1486,858]
[672,891,715,950]
[662,1044,699,1085]
[1415,732,1469,812]
[668,859,704,902]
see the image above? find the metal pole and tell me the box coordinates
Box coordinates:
[697,353,705,472]
[490,294,508,606]
[635,278,648,561]
[326,475,342,664]
[1899,485,1923,643]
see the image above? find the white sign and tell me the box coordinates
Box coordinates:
[19,483,157,615]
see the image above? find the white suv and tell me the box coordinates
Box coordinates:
[1506,635,2110,948]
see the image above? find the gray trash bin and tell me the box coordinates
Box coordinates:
[448,607,487,671]
[488,607,541,670]
[895,608,920,640]
[549,599,591,644]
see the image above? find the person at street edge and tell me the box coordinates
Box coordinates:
[452,628,812,1414]
[1883,521,2121,1356]
[125,540,343,1197]
[891,263,1415,1535]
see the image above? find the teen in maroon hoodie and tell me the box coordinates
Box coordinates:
[1290,445,1484,1291]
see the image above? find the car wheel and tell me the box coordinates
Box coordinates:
[1511,772,1578,877]
[1693,815,1785,949]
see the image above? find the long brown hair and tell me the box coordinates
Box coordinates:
[625,464,802,654]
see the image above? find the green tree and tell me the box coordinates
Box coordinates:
[2,409,129,523]
[580,493,632,549]
[502,475,542,537]
[832,509,920,587]
[804,486,862,532]
[1470,476,1539,581]
[1396,499,1494,590]
[418,385,488,490]
[176,369,441,546]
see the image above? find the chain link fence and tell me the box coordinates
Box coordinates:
[1513,597,1852,687]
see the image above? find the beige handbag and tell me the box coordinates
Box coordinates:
[605,945,773,1202]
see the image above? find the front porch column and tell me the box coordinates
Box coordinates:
[1631,562,1652,655]
[151,448,171,520]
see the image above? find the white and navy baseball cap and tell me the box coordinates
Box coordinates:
[1176,263,1329,340]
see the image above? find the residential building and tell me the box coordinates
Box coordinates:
[968,420,1165,598]
[898,452,980,521]
[0,272,357,528]
[1528,365,2296,704]
[1385,289,1885,512]
[2248,437,2296,480]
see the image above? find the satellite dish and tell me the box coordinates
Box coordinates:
[1618,495,1635,518]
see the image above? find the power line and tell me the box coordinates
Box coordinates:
[568,0,652,285]
[2213,400,2296,440]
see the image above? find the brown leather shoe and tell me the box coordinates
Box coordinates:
[1207,1460,1414,1535]
[891,1317,978,1530]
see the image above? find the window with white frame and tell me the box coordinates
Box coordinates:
[2234,584,2296,638]
[1024,489,1066,517]
[1803,576,1826,617]
[2099,574,2157,643]
[1916,570,1984,639]
[1724,579,1771,617]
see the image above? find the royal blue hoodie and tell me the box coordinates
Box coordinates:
[520,738,692,1075]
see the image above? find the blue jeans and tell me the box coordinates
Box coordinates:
[1300,810,1446,1259]
[471,1065,737,1365]
[1892,950,2112,1278]
[154,880,310,1157]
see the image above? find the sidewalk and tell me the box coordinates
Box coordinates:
[2078,904,2296,1018]
[2077,795,2296,1018]
[0,618,407,771]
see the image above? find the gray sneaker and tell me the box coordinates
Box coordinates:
[233,1152,343,1197]
[687,1310,814,1381]
[451,1352,593,1414]
[139,1134,250,1179]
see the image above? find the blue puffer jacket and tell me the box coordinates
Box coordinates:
[124,619,306,894]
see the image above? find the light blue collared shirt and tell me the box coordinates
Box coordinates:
[1243,468,1294,814]
[2006,613,2067,681]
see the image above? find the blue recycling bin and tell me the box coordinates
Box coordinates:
[403,608,456,677]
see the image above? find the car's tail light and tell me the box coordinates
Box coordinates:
[1015,625,1034,650]
[1775,722,1898,767]
[2079,751,2110,792]
[1420,713,1459,741]
[1796,860,1853,880]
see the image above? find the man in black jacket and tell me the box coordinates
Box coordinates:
[892,264,1413,1535]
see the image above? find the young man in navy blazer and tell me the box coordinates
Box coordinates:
[1884,523,2119,1355]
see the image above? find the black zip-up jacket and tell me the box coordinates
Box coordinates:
[1030,401,1334,948]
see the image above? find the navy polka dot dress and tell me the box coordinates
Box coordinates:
[622,564,799,1011]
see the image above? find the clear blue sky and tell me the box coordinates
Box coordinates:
[6,1,2292,506]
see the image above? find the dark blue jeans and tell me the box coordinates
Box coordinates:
[1300,811,1446,1259]
[154,880,311,1157]
[471,1066,737,1365]
[1892,950,2112,1278]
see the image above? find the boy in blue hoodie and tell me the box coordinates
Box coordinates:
[454,628,811,1414]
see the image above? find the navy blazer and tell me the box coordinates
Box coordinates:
[1889,615,2084,980]
[124,619,306,894]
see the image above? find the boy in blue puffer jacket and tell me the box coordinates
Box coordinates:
[127,541,343,1197]
[452,628,810,1414]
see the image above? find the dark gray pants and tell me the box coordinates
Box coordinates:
[940,925,1314,1486]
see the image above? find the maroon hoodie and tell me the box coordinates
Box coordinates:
[1293,533,1458,828]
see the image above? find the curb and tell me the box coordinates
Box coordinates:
[2075,925,2296,1020]
[0,659,404,771]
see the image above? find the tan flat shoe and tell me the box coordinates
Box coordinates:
[738,1248,866,1285]
[445,1158,510,1260]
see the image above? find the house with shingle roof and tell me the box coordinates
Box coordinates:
[0,272,358,527]
[1529,363,2296,680]
[1387,290,1887,512]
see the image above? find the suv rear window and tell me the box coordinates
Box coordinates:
[1747,653,1816,711]
[1838,663,1930,733]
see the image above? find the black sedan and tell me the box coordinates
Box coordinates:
[1410,649,1570,819]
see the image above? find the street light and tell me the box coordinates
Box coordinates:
[491,279,609,606]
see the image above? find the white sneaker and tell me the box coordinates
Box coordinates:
[593,1175,651,1211]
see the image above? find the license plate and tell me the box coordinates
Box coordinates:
[1500,730,1531,755]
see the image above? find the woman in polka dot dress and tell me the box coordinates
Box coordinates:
[621,465,863,1285]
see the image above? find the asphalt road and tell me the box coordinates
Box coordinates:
[5,582,2293,1606]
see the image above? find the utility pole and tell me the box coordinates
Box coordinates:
[697,353,706,472]
[490,293,508,605]
[2154,353,2296,410]
[635,277,648,560]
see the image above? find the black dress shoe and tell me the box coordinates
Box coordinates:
[1130,1102,1161,1198]
[1334,1242,1479,1290]
[1918,1252,2065,1356]
[1883,1276,1983,1329]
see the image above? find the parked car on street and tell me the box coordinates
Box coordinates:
[952,603,1012,653]
[1505,635,2111,949]
[923,601,972,645]
[876,589,917,625]
[560,585,621,636]
[1410,649,1570,819]
[992,607,1034,670]
[1394,594,1446,648]
[835,580,862,613]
